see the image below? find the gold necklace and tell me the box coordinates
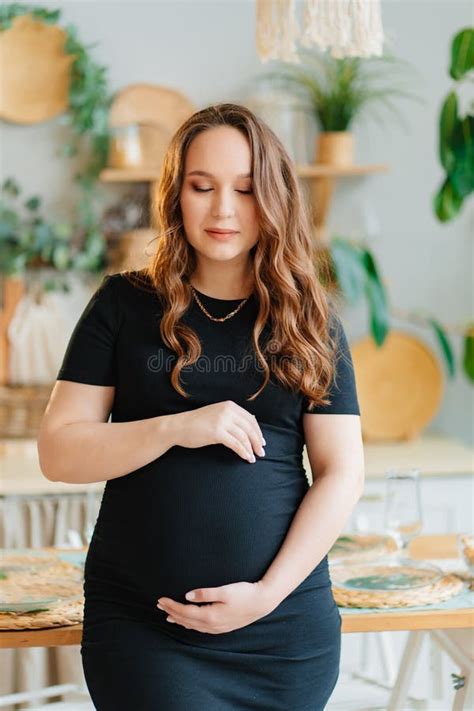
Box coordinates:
[190,285,251,323]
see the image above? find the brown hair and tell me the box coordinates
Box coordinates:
[123,102,338,410]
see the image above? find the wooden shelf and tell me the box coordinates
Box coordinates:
[100,168,161,182]
[298,163,389,244]
[99,162,390,241]
[100,164,389,183]
[296,163,389,178]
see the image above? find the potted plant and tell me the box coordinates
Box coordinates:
[434,27,474,222]
[328,234,474,384]
[0,176,109,389]
[254,49,421,165]
[0,177,107,282]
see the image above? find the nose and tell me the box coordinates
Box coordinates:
[211,187,236,218]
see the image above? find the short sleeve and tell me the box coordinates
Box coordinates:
[56,274,121,386]
[305,313,360,415]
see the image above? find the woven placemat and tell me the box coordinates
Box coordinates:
[333,573,465,608]
[0,550,84,630]
[0,598,84,630]
[328,534,399,564]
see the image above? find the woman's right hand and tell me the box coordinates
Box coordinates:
[174,401,266,463]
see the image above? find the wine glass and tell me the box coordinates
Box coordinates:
[383,468,423,557]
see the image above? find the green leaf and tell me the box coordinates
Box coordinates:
[52,244,71,270]
[24,196,41,212]
[0,209,20,237]
[54,222,73,240]
[450,115,474,197]
[462,326,474,382]
[2,177,20,198]
[31,8,61,24]
[253,51,420,132]
[41,242,55,264]
[360,249,390,345]
[330,238,366,304]
[59,143,79,158]
[450,28,474,81]
[451,672,466,690]
[0,10,116,275]
[32,222,53,250]
[439,92,459,173]
[428,318,456,379]
[434,176,464,222]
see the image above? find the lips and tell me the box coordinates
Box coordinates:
[205,229,238,241]
[205,229,238,234]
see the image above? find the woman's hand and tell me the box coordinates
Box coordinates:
[156,580,278,634]
[173,401,266,463]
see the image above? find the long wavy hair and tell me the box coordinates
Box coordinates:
[124,102,338,410]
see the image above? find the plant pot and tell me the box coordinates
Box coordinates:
[315,131,354,166]
[108,228,156,271]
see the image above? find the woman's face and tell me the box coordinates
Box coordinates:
[180,126,260,264]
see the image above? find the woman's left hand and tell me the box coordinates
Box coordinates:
[156,580,277,634]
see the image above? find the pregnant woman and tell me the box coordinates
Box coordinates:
[38,103,364,710]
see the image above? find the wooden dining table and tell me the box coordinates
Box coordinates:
[1,534,473,709]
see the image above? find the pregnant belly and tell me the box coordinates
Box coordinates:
[85,431,313,607]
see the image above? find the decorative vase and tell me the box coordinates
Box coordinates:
[315,131,354,166]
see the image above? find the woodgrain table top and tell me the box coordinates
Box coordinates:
[0,535,472,647]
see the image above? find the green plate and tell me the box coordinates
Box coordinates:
[330,558,443,592]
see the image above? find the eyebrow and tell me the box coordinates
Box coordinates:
[186,170,252,179]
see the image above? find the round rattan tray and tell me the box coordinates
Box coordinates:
[332,570,465,609]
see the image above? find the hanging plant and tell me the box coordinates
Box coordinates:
[0,4,112,185]
[0,4,114,275]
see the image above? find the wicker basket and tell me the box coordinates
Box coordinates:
[0,384,53,438]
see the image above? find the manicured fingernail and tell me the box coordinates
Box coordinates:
[262,438,266,445]
[167,617,176,623]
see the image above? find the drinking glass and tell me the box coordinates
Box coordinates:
[383,468,423,555]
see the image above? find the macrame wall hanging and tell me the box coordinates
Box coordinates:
[256,0,384,63]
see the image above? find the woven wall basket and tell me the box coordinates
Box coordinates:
[0,15,72,124]
[351,330,444,442]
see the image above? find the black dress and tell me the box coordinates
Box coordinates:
[56,272,360,711]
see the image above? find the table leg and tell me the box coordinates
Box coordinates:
[430,629,474,711]
[429,636,444,700]
[387,630,426,711]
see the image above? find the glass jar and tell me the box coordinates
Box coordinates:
[108,124,143,168]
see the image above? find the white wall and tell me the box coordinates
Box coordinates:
[2,0,473,445]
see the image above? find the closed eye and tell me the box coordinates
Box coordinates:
[193,187,253,194]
